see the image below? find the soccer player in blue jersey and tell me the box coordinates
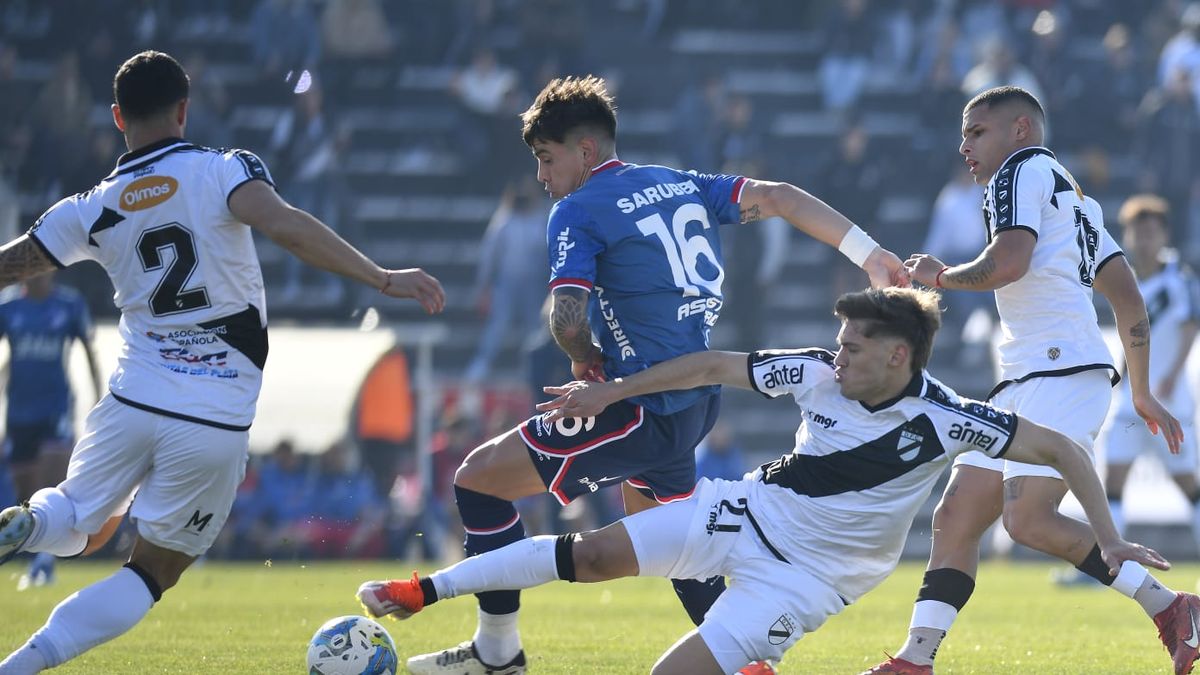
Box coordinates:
[0,271,101,588]
[389,75,908,675]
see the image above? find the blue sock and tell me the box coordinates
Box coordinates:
[455,485,526,615]
[672,576,726,626]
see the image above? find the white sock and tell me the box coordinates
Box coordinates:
[23,567,155,668]
[472,608,521,667]
[1109,561,1177,617]
[24,488,86,558]
[895,601,957,665]
[1108,498,1125,538]
[430,535,560,600]
[0,642,49,675]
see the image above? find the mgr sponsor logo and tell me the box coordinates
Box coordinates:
[120,175,179,211]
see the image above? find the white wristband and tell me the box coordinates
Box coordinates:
[837,225,879,267]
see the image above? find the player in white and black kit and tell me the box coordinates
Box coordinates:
[356,287,1168,674]
[0,51,444,674]
[1100,195,1200,552]
[864,87,1198,675]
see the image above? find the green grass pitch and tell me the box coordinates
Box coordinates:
[1,560,1195,673]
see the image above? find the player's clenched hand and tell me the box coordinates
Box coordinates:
[1132,391,1184,454]
[381,268,445,313]
[537,381,616,421]
[1100,539,1170,575]
[862,247,910,288]
[903,253,947,288]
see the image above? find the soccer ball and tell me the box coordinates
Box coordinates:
[306,615,398,675]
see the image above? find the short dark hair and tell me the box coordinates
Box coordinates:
[833,288,942,374]
[521,75,617,146]
[113,50,189,122]
[1118,194,1170,228]
[964,85,1045,120]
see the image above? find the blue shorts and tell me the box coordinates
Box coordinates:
[519,395,720,505]
[5,415,72,464]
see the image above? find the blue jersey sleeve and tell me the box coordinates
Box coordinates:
[689,172,747,225]
[547,199,605,292]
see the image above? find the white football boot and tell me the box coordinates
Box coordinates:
[406,641,526,675]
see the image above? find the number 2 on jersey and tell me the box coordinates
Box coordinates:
[137,223,211,316]
[635,203,724,297]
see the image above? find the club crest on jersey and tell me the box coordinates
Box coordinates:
[768,613,797,645]
[120,175,179,211]
[897,428,924,461]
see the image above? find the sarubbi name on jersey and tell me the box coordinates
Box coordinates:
[616,180,700,214]
[948,421,998,453]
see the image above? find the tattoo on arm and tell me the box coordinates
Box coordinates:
[739,202,762,224]
[946,256,997,287]
[1129,318,1149,348]
[550,287,596,362]
[0,236,57,288]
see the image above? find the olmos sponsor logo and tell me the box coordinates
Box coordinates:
[120,175,179,211]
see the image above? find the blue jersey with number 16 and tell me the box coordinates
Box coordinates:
[547,159,745,415]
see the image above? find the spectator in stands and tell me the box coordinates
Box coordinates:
[921,167,991,360]
[243,439,314,559]
[961,37,1044,102]
[674,72,726,172]
[301,440,386,558]
[25,51,92,199]
[517,0,587,75]
[322,0,395,60]
[818,0,878,111]
[1158,2,1200,105]
[465,178,551,382]
[717,95,764,172]
[1075,23,1147,155]
[268,81,348,304]
[1134,67,1200,247]
[694,419,746,482]
[814,117,885,300]
[249,0,322,83]
[450,46,522,186]
[60,128,119,197]
[181,52,232,149]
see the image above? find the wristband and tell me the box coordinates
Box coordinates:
[837,225,879,267]
[935,266,948,288]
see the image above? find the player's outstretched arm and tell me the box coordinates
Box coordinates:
[906,229,1035,291]
[1094,254,1183,452]
[1003,416,1170,574]
[228,180,444,313]
[738,179,908,287]
[537,350,751,421]
[0,235,59,289]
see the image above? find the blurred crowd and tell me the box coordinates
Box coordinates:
[3,0,1200,559]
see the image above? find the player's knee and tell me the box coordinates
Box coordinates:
[572,531,628,582]
[1000,503,1053,550]
[931,498,991,543]
[452,446,492,491]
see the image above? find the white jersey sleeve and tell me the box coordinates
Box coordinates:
[27,196,96,268]
[925,387,1020,460]
[217,149,275,202]
[994,156,1051,238]
[747,348,835,403]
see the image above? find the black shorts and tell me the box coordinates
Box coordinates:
[519,395,720,505]
[5,416,72,464]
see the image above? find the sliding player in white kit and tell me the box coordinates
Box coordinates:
[357,287,1169,674]
[864,87,1197,675]
[1100,195,1200,551]
[0,51,444,674]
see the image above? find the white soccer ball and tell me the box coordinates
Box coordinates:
[306,615,398,675]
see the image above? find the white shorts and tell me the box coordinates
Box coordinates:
[623,478,846,673]
[1100,411,1197,475]
[954,369,1112,481]
[60,395,249,557]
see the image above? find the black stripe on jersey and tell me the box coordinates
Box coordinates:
[992,147,1054,236]
[1095,250,1124,276]
[233,150,273,185]
[1048,169,1076,210]
[108,141,199,179]
[747,348,834,399]
[920,381,1017,436]
[758,413,947,497]
[110,392,251,432]
[198,305,269,371]
[986,363,1119,400]
[25,231,65,269]
[1147,286,1171,328]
